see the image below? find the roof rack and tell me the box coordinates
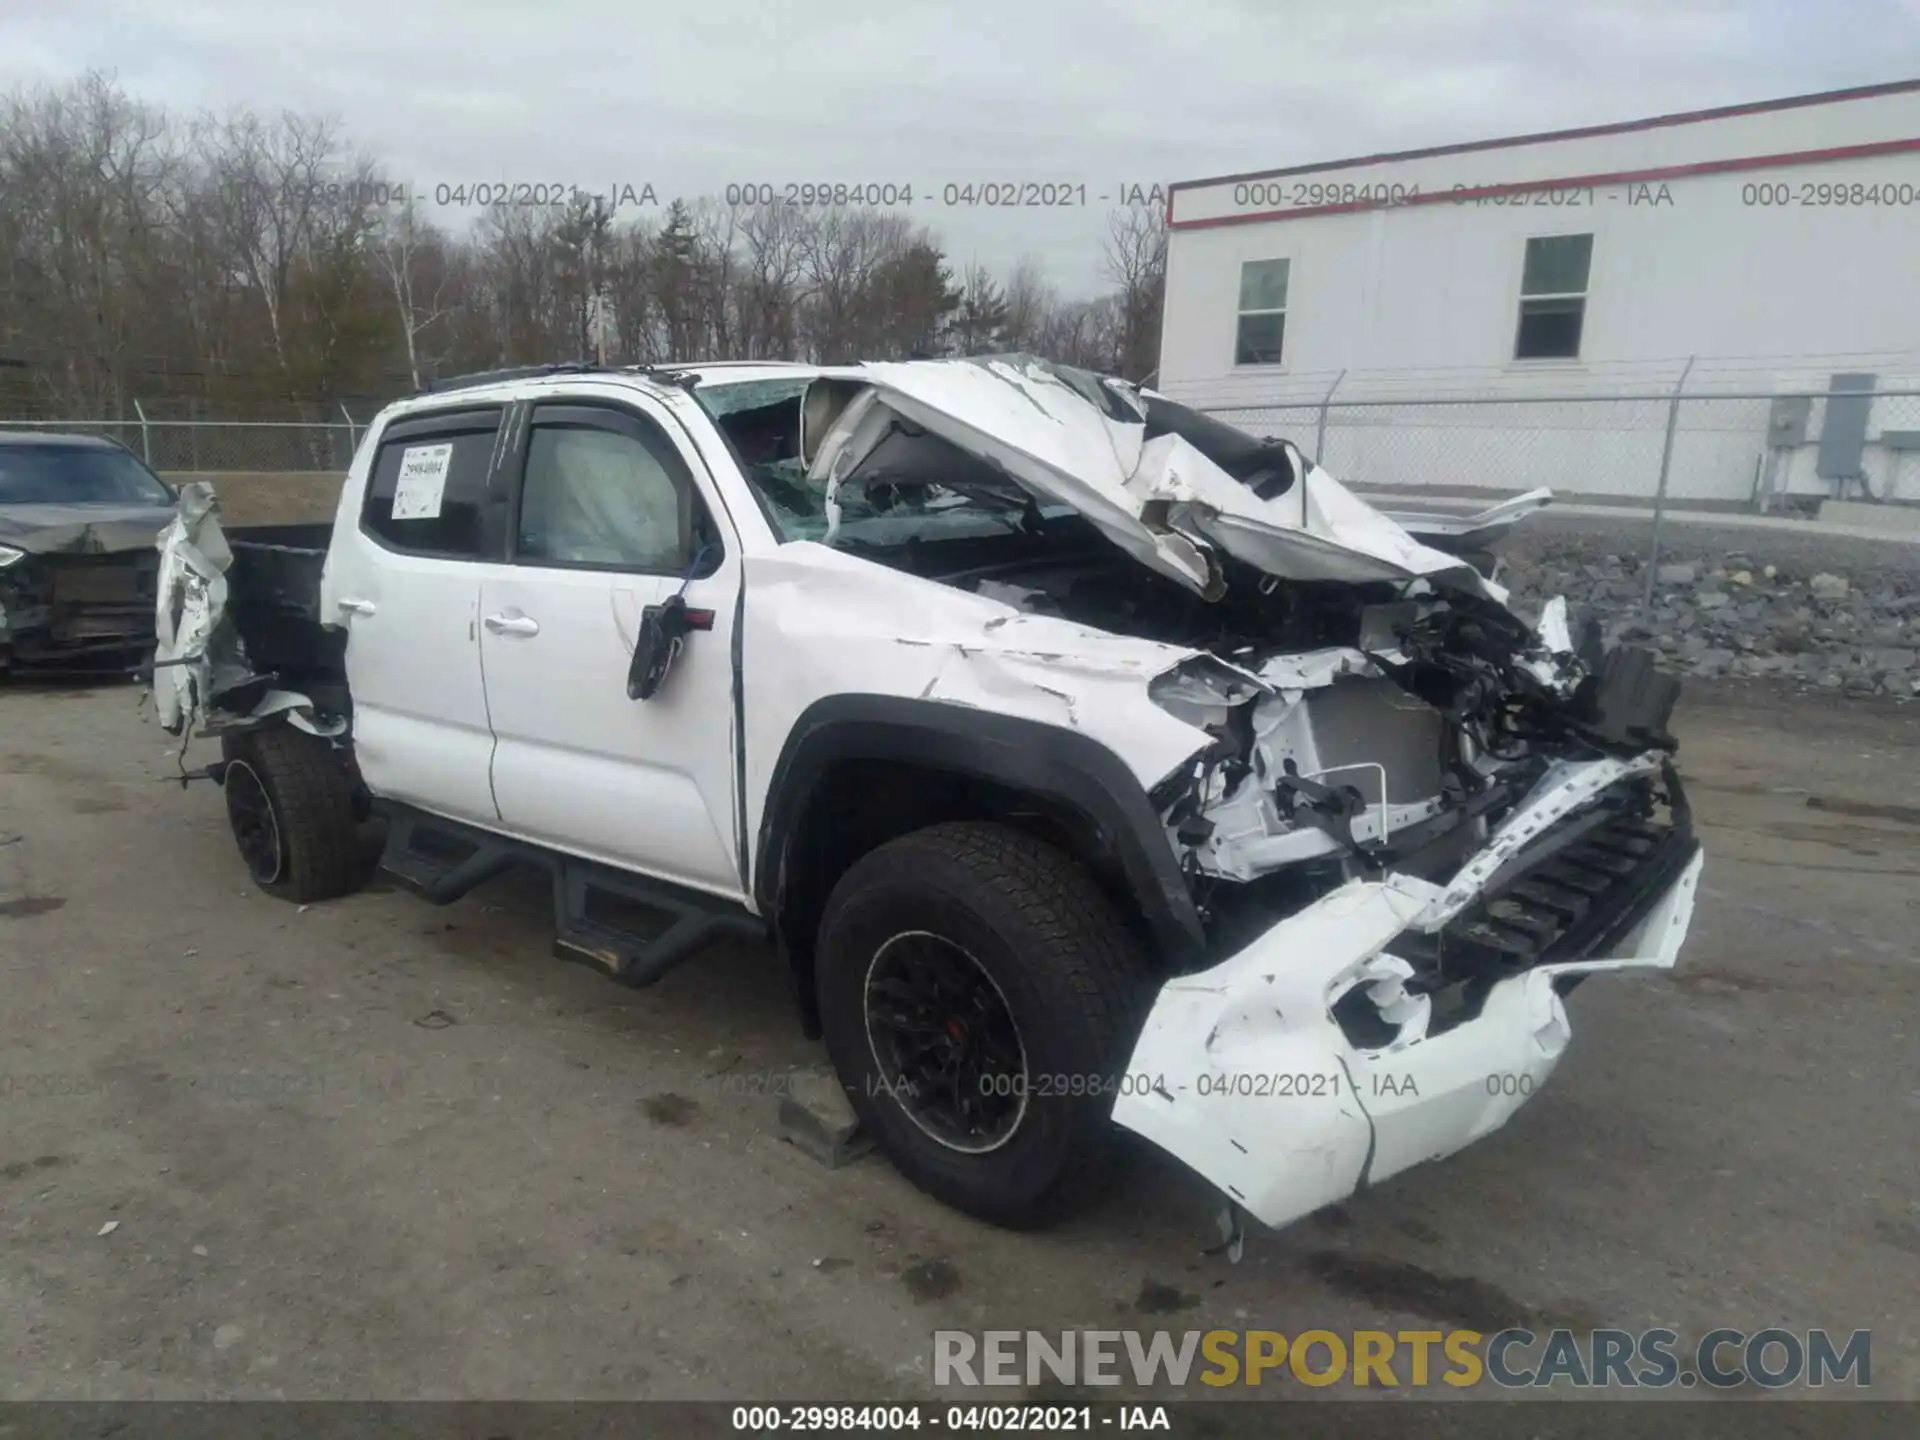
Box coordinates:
[423,362,608,395]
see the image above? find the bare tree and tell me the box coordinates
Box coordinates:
[733,202,809,360]
[1000,256,1053,354]
[0,74,1168,421]
[374,198,456,388]
[0,74,181,415]
[798,208,921,362]
[1100,203,1167,382]
[602,219,660,363]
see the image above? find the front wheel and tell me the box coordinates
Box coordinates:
[814,822,1154,1229]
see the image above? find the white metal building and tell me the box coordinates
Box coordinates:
[1156,80,1920,504]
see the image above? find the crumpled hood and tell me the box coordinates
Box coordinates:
[0,502,174,555]
[819,355,1502,602]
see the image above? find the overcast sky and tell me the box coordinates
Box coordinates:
[4,0,1917,293]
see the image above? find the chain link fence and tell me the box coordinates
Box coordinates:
[10,385,1920,522]
[0,417,361,474]
[1198,387,1920,511]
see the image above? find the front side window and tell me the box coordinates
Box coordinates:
[1514,234,1593,360]
[517,418,702,573]
[1234,258,1289,366]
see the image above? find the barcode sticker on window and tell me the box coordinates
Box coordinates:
[392,443,454,520]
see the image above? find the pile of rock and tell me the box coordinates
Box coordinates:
[1499,547,1920,699]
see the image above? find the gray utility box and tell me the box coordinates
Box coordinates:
[1816,373,1876,483]
[1767,394,1811,448]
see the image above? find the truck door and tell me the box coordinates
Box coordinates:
[320,405,504,827]
[477,398,746,901]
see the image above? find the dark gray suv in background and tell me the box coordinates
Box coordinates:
[0,432,176,673]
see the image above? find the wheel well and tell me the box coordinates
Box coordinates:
[772,757,1161,1036]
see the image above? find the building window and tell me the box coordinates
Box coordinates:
[1513,234,1592,360]
[1235,258,1289,365]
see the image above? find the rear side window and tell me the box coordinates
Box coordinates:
[362,409,503,557]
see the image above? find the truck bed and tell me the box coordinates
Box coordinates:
[225,523,347,705]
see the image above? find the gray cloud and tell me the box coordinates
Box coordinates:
[2,0,1914,291]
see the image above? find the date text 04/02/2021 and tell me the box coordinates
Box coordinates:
[967,1070,1491,1100]
[889,1070,1478,1101]
[713,182,1168,209]
[1223,179,1678,210]
[730,1403,1172,1432]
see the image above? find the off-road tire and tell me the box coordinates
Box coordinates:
[814,821,1155,1229]
[220,726,362,904]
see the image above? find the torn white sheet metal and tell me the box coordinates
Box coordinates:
[815,364,1220,594]
[1252,645,1384,693]
[1112,835,1703,1232]
[1511,594,1583,696]
[1535,594,1573,654]
[1131,429,1505,597]
[1113,878,1439,1225]
[247,687,348,738]
[827,357,1503,602]
[1381,487,1555,545]
[152,483,235,737]
[154,499,340,743]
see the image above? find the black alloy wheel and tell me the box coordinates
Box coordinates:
[862,930,1030,1153]
[223,758,284,886]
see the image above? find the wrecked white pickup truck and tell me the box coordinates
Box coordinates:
[151,355,1702,1234]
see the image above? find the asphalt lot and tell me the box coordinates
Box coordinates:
[0,678,1915,1404]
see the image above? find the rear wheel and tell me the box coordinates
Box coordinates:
[220,726,362,903]
[814,821,1154,1229]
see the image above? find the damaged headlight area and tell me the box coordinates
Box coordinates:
[1155,649,1463,886]
[1146,577,1689,971]
[0,542,158,670]
[0,531,168,671]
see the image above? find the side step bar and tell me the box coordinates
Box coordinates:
[375,805,765,987]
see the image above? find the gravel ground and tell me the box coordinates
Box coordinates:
[1502,509,1920,594]
[0,678,1915,1409]
[1497,519,1920,697]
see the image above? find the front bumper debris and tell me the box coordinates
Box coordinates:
[1112,755,1704,1231]
[0,551,159,667]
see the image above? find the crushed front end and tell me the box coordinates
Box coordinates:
[1114,584,1703,1232]
[0,539,161,671]
[686,355,1704,1231]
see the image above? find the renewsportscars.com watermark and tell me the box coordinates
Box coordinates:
[934,1327,1872,1390]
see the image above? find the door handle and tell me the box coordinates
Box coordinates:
[335,597,377,616]
[484,613,541,636]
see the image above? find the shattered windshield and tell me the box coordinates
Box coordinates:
[694,375,1061,547]
[0,444,175,506]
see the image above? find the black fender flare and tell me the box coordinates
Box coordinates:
[753,694,1206,967]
